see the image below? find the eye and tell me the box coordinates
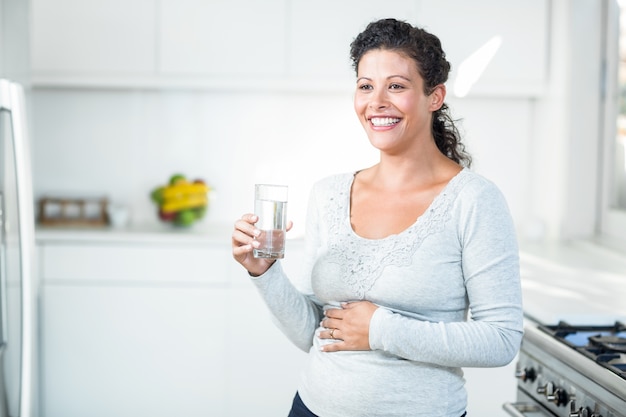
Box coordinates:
[358,83,373,91]
[389,83,405,90]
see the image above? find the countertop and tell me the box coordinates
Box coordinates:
[35,221,236,245]
[519,239,626,325]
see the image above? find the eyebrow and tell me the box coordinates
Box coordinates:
[356,75,412,83]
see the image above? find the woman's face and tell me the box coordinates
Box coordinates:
[354,49,444,155]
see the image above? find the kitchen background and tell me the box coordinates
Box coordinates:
[1,0,602,239]
[2,0,626,417]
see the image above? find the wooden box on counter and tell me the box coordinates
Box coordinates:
[38,197,109,227]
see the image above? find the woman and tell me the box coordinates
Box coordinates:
[232,18,523,417]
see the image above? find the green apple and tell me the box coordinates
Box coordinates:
[175,209,196,226]
[169,173,186,185]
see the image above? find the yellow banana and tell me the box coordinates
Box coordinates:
[162,182,209,199]
[161,194,208,213]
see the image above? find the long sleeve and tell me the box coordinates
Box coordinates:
[248,185,325,352]
[249,263,322,352]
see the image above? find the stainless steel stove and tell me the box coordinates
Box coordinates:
[504,322,626,417]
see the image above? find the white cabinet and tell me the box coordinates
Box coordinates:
[29,0,550,96]
[419,0,549,97]
[31,0,156,75]
[41,285,230,417]
[37,233,307,417]
[288,0,420,82]
[159,0,287,77]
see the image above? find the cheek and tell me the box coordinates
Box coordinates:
[353,95,367,116]
[395,96,417,113]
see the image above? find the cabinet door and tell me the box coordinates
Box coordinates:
[159,0,287,76]
[41,285,229,417]
[226,285,306,415]
[419,0,549,96]
[31,0,156,74]
[288,0,420,81]
[226,240,307,415]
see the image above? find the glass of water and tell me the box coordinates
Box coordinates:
[253,184,288,259]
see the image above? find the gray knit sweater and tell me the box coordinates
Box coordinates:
[250,168,523,417]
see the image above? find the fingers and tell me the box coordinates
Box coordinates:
[323,307,344,319]
[319,302,375,352]
[320,327,346,352]
[320,308,343,341]
[233,214,259,238]
[321,340,345,353]
[321,314,341,330]
[320,315,342,345]
[328,327,340,339]
[232,214,282,277]
[231,214,261,272]
[232,213,257,242]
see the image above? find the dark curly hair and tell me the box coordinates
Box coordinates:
[350,18,472,167]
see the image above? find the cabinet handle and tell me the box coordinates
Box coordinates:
[0,191,7,350]
[1,78,36,417]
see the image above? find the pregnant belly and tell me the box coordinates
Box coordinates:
[298,336,466,417]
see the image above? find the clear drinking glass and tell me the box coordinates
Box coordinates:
[253,184,288,259]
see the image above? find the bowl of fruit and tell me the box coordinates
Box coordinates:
[150,174,210,227]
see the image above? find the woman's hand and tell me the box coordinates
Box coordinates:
[231,213,292,276]
[320,301,379,352]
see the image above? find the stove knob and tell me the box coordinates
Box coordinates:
[569,401,590,417]
[514,366,537,382]
[537,381,554,396]
[547,387,568,406]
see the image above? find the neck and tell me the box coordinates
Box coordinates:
[368,149,459,190]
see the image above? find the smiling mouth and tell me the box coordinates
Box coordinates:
[370,117,401,127]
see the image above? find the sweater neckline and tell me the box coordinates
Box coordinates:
[345,168,468,242]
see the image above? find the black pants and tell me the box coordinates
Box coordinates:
[287,392,467,417]
[288,392,319,417]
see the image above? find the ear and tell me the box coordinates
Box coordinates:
[428,84,446,111]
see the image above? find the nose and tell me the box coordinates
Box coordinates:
[369,89,389,109]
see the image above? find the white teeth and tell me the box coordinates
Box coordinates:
[371,117,400,126]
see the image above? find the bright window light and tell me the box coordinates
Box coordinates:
[453,36,503,98]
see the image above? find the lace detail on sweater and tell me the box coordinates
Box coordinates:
[322,170,472,299]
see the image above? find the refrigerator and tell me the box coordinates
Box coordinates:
[0,79,36,417]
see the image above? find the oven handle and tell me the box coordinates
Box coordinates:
[502,402,546,417]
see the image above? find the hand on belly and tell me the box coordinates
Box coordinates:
[319,300,378,352]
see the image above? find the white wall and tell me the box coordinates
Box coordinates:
[31,89,371,235]
[30,89,534,236]
[528,0,605,241]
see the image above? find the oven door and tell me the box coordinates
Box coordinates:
[503,390,556,417]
